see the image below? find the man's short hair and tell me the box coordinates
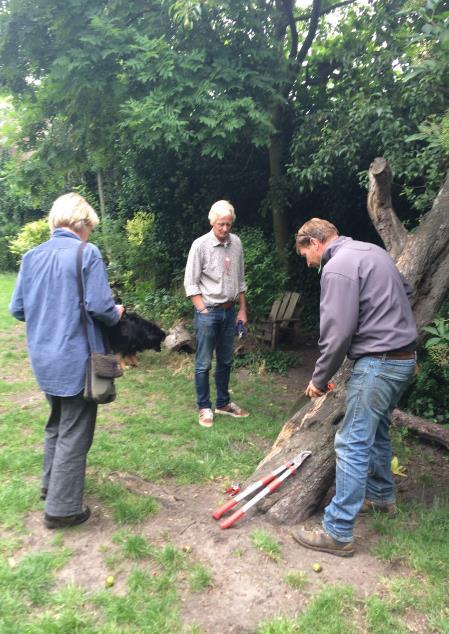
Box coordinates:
[296,218,339,247]
[208,200,236,224]
[48,193,100,233]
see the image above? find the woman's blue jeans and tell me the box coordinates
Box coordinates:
[194,307,235,409]
[323,355,416,542]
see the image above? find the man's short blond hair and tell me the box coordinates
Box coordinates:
[48,193,99,233]
[296,218,339,247]
[208,200,236,224]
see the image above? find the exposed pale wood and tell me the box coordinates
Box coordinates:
[163,322,195,353]
[367,157,408,260]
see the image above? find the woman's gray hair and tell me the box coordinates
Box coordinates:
[208,200,236,224]
[48,193,99,233]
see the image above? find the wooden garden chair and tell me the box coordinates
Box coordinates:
[255,291,304,350]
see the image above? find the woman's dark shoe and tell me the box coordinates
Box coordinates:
[40,487,48,500]
[44,506,91,529]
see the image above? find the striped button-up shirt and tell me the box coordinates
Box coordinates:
[184,230,247,306]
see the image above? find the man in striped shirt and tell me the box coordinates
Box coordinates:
[184,200,249,428]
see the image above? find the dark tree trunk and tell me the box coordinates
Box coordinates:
[269,104,290,250]
[250,158,449,525]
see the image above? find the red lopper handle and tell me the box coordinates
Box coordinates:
[212,498,238,520]
[220,508,245,529]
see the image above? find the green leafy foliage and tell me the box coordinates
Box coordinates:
[239,227,288,321]
[289,0,449,216]
[404,305,449,422]
[234,349,297,375]
[8,218,49,260]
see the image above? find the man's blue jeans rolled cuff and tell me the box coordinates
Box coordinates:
[194,307,235,410]
[323,356,416,541]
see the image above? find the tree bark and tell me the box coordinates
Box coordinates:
[97,170,106,219]
[391,409,449,452]
[163,321,195,353]
[268,0,323,250]
[269,104,290,250]
[250,159,449,525]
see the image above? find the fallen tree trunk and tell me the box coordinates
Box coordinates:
[391,409,449,452]
[252,158,449,525]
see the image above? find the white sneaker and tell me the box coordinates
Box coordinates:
[198,408,214,427]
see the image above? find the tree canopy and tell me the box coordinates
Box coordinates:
[0,0,447,275]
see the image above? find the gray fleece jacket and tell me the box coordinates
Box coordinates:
[312,236,417,391]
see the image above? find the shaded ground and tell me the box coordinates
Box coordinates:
[12,345,449,633]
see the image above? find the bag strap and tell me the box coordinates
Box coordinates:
[76,242,92,354]
[76,241,112,355]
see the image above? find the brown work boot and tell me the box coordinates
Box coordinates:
[359,499,397,516]
[198,408,214,428]
[291,526,354,558]
[215,402,249,418]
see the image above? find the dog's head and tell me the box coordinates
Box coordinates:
[124,312,166,352]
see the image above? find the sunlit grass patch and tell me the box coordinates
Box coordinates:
[296,585,356,632]
[0,477,40,529]
[257,616,300,634]
[372,500,449,630]
[0,443,42,477]
[112,531,153,560]
[87,480,159,524]
[373,502,449,582]
[0,548,71,606]
[250,529,282,562]
[283,570,309,590]
[0,378,36,394]
[0,534,23,557]
[364,594,409,633]
[188,563,213,592]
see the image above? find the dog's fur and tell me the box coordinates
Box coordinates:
[106,312,166,368]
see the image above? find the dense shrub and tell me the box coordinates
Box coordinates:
[404,306,449,422]
[100,212,172,301]
[239,227,288,321]
[0,220,19,271]
[233,349,297,375]
[8,219,49,261]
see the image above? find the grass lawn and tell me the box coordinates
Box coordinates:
[1,272,449,633]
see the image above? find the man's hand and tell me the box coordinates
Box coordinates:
[236,309,247,325]
[305,381,325,398]
[116,304,125,319]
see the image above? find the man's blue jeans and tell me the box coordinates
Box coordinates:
[194,307,235,409]
[323,355,416,543]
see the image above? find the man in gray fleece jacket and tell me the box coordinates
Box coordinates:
[291,218,417,557]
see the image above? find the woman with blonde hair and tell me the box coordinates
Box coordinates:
[10,193,124,528]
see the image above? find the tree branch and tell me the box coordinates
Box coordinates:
[295,0,357,22]
[280,0,298,59]
[392,409,449,452]
[367,157,409,261]
[295,0,322,69]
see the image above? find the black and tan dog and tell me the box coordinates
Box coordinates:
[107,312,166,369]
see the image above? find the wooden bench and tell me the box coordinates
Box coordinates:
[255,291,303,350]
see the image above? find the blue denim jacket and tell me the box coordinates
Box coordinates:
[9,229,120,396]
